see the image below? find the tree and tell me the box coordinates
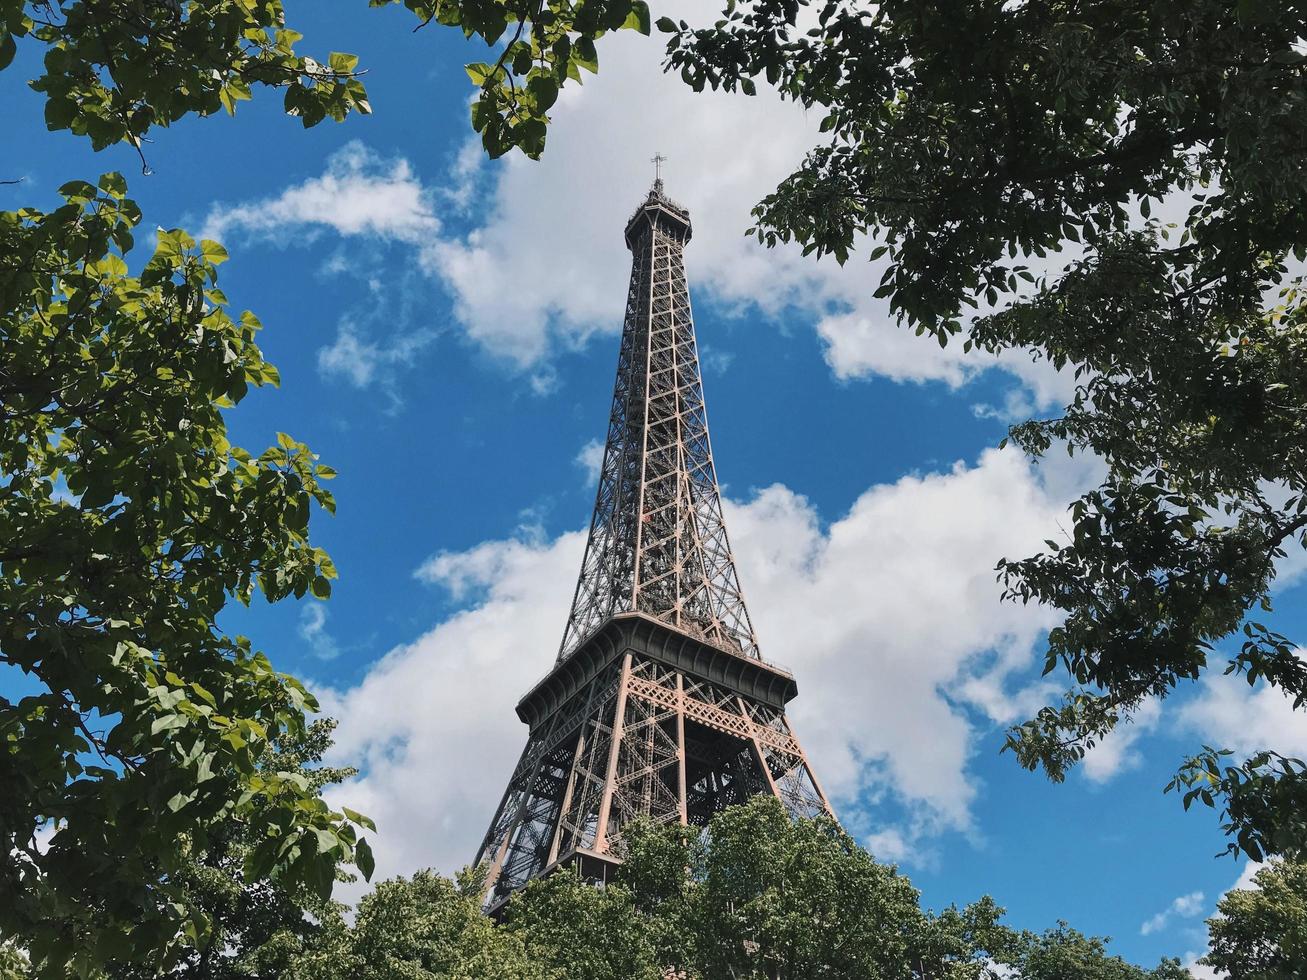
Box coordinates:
[1,0,410,974]
[501,797,1185,980]
[0,177,371,978]
[638,0,1307,862]
[507,870,661,980]
[0,0,370,158]
[1203,860,1307,979]
[102,719,363,980]
[673,798,929,979]
[304,797,1185,980]
[0,0,650,164]
[287,869,541,980]
[1001,924,1190,980]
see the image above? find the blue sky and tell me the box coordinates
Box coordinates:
[5,2,1306,973]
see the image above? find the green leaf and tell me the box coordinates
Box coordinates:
[622,1,651,34]
[328,51,360,74]
[199,240,229,265]
[342,806,377,832]
[355,837,376,880]
[465,61,495,86]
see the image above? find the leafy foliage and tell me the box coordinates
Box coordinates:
[0,175,370,977]
[0,0,368,157]
[301,798,1187,980]
[374,0,650,158]
[1203,859,1307,979]
[102,719,365,980]
[658,0,1307,860]
[286,868,541,980]
[0,945,31,980]
[508,870,660,980]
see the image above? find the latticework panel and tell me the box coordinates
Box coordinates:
[559,189,758,661]
[475,648,833,908]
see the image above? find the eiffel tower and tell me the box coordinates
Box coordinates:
[474,172,833,910]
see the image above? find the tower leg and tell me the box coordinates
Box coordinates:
[592,653,633,853]
[676,672,688,824]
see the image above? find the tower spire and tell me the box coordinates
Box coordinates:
[471,182,833,913]
[651,152,667,194]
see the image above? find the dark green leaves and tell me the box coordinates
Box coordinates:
[3,0,368,153]
[663,0,1307,862]
[378,0,651,159]
[0,177,371,978]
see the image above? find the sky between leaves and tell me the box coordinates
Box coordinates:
[3,0,1307,972]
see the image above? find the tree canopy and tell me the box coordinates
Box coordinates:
[0,177,371,977]
[0,0,369,156]
[0,0,650,163]
[283,798,1190,980]
[101,719,364,980]
[1203,859,1307,979]
[0,0,398,972]
[648,0,1307,862]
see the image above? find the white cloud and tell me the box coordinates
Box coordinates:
[321,531,584,896]
[193,5,1081,407]
[1176,666,1307,759]
[299,603,342,661]
[321,447,1072,891]
[1081,697,1163,784]
[201,142,440,246]
[317,320,440,394]
[573,438,604,487]
[412,0,1085,401]
[727,450,1067,841]
[1140,889,1205,936]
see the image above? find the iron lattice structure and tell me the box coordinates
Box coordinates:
[474,181,832,910]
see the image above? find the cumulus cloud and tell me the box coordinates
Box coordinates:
[728,450,1068,840]
[321,531,584,896]
[192,1,1081,405]
[1080,697,1163,784]
[1176,666,1307,759]
[200,142,440,246]
[1140,889,1205,936]
[320,448,1071,892]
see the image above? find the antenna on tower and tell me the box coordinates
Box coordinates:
[651,152,667,194]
